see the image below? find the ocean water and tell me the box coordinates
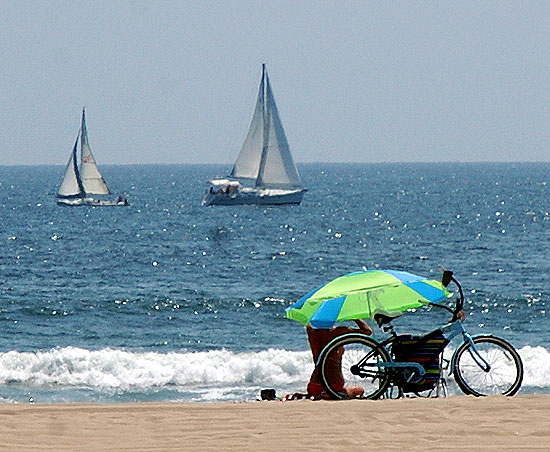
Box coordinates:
[0,162,548,403]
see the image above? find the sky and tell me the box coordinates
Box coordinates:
[0,1,548,165]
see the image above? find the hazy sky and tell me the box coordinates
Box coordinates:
[1,1,548,165]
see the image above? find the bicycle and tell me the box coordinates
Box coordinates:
[317,270,524,399]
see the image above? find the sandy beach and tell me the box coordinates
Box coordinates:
[0,395,547,451]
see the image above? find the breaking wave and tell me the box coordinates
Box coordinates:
[0,345,547,402]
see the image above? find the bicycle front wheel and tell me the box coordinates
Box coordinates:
[452,335,523,396]
[318,333,391,400]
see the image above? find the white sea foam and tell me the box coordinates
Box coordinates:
[517,346,550,388]
[0,345,547,402]
[0,347,312,394]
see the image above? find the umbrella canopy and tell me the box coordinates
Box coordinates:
[285,269,452,328]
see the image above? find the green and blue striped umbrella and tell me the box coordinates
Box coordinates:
[285,269,452,328]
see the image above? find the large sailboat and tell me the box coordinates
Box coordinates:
[57,108,128,207]
[202,64,306,206]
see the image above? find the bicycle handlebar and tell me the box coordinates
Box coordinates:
[432,269,465,321]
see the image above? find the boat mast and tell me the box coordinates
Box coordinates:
[73,131,85,197]
[256,63,269,187]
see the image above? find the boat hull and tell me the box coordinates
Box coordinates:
[202,188,305,206]
[57,197,128,207]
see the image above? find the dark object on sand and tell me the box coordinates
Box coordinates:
[260,389,277,400]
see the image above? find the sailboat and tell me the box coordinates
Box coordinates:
[57,108,128,207]
[202,64,306,206]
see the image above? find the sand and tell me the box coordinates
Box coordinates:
[0,395,548,451]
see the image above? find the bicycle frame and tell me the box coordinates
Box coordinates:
[443,320,492,374]
[373,318,491,380]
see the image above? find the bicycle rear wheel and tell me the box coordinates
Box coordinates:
[318,333,391,400]
[452,335,523,396]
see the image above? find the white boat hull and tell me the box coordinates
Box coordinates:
[57,197,128,207]
[202,187,305,206]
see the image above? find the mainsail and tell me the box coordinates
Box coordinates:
[230,68,266,181]
[230,64,302,189]
[57,135,84,198]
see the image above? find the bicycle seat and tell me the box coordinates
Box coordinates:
[373,310,403,327]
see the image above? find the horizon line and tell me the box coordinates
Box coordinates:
[1,160,548,168]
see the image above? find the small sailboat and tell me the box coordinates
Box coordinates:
[57,108,128,207]
[202,64,306,206]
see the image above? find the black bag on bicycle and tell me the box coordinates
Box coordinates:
[392,329,450,393]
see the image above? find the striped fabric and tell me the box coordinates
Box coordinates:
[392,329,450,393]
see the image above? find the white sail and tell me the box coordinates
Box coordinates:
[79,109,110,195]
[57,135,83,198]
[256,74,302,188]
[230,68,266,180]
[231,65,302,189]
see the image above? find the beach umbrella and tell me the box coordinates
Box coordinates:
[285,269,452,328]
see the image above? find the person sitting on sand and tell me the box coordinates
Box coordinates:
[306,319,373,399]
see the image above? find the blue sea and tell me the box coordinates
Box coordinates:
[0,163,548,403]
